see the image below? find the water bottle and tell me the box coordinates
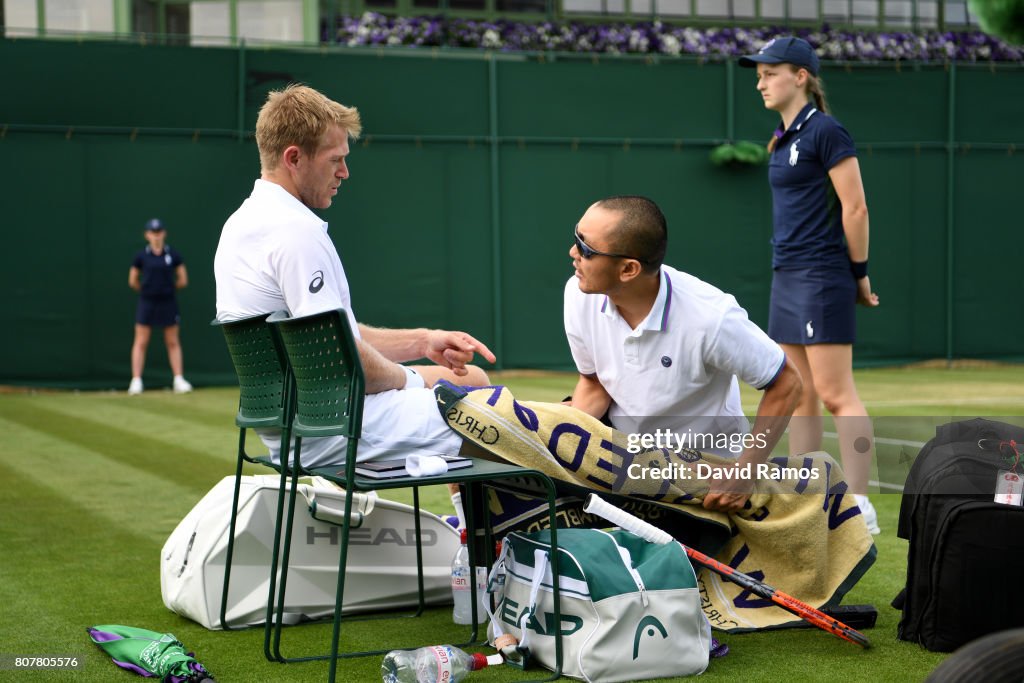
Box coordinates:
[451,529,472,624]
[380,645,502,683]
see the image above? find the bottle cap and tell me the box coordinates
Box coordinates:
[469,653,504,670]
[460,528,468,544]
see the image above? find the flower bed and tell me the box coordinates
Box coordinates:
[325,13,1024,62]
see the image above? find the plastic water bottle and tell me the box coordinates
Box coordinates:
[451,529,472,624]
[380,645,503,683]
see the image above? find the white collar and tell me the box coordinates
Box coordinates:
[599,268,672,333]
[252,178,330,234]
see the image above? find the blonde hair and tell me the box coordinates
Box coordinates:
[767,66,830,153]
[255,84,362,171]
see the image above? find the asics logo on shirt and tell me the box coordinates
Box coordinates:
[309,270,324,293]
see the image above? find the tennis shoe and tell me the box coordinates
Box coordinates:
[128,377,143,395]
[854,494,881,535]
[173,376,193,394]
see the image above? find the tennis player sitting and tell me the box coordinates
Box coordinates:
[214,84,494,472]
[564,196,803,513]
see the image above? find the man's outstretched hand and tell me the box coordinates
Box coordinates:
[424,330,497,375]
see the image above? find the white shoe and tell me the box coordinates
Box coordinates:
[173,376,193,394]
[128,377,143,395]
[854,494,881,535]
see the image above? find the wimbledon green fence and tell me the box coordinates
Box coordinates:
[1,38,1022,387]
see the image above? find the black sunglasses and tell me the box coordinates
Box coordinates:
[573,226,645,262]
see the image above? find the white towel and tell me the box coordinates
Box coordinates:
[405,454,449,477]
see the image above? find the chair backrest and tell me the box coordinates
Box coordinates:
[267,309,365,441]
[212,314,293,430]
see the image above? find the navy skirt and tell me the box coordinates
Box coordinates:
[136,297,180,327]
[768,266,856,345]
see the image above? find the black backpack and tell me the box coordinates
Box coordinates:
[894,418,1024,652]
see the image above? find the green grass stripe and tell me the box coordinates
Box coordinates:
[16,393,238,460]
[493,372,576,403]
[0,470,169,662]
[0,415,214,534]
[0,400,234,491]
[72,387,243,430]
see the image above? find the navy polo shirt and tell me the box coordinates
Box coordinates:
[133,245,183,299]
[768,103,857,269]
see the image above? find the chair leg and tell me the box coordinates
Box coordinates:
[462,483,480,644]
[262,431,294,662]
[492,476,565,683]
[220,430,249,632]
[326,480,357,683]
[412,487,426,618]
[271,436,302,662]
[541,478,564,682]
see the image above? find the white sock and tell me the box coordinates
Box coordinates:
[450,491,466,530]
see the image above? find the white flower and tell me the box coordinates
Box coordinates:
[482,28,502,48]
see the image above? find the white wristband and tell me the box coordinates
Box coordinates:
[402,366,425,390]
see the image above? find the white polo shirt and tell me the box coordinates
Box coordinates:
[214,179,463,467]
[564,265,786,452]
[215,179,359,335]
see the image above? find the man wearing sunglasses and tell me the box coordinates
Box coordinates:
[564,196,803,513]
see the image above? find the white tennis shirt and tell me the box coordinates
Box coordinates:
[215,179,359,334]
[564,265,786,451]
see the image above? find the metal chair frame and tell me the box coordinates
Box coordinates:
[266,308,564,682]
[211,313,296,663]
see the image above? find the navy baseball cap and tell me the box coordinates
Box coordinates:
[145,218,165,231]
[739,36,820,76]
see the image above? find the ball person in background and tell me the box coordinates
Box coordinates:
[740,37,880,533]
[128,218,192,395]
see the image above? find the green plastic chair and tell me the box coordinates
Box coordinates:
[211,313,296,662]
[267,308,565,683]
[214,311,455,667]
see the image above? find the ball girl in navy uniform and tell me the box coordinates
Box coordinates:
[740,37,880,532]
[128,218,192,395]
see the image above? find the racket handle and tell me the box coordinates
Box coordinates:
[583,494,675,544]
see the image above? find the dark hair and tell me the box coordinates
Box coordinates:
[767,67,831,153]
[595,195,667,274]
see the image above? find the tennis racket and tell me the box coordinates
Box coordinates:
[582,494,870,648]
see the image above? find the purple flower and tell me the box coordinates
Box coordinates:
[326,14,1022,62]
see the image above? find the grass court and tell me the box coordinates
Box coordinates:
[3,364,1024,681]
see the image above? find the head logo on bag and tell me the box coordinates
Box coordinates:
[499,597,584,637]
[632,615,668,659]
